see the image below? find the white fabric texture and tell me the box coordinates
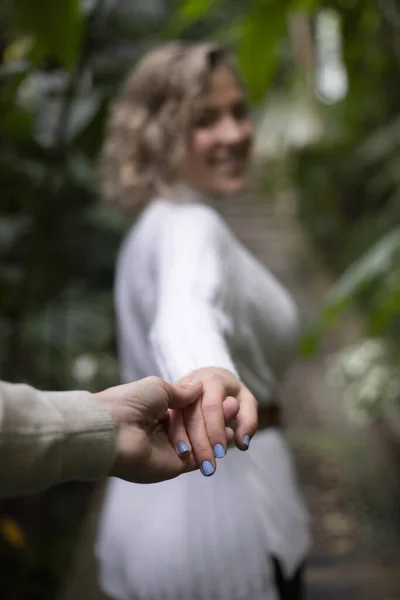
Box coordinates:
[96,197,311,600]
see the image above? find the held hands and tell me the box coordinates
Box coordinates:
[168,367,258,476]
[94,377,204,483]
[94,368,257,484]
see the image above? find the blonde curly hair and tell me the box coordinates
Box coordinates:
[98,41,237,213]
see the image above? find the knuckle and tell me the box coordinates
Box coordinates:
[146,375,163,386]
[208,430,226,445]
[202,400,221,413]
[193,443,212,458]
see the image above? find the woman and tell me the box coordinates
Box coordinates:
[96,41,310,600]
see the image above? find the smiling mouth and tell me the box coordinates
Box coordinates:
[211,157,247,173]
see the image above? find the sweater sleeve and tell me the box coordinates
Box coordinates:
[150,204,239,382]
[0,380,116,498]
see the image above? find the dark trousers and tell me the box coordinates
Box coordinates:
[272,558,305,600]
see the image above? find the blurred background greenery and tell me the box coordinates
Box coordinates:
[1,0,400,597]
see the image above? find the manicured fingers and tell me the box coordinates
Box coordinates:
[201,380,229,460]
[235,387,258,451]
[166,409,192,457]
[168,395,239,463]
[183,399,216,477]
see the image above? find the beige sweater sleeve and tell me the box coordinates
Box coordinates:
[0,380,116,498]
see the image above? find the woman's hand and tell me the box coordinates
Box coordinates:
[167,367,258,477]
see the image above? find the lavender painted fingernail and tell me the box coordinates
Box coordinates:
[213,443,225,459]
[242,434,251,449]
[201,461,215,477]
[176,441,189,456]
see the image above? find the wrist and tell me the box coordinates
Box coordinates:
[92,391,120,476]
[93,391,120,430]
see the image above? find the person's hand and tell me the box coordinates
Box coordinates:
[94,376,206,483]
[167,367,258,477]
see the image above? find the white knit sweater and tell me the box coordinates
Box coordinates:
[116,197,299,400]
[96,194,310,600]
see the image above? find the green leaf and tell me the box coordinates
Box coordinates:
[302,229,400,357]
[167,0,222,35]
[178,0,221,23]
[366,274,400,337]
[298,298,351,357]
[298,329,320,357]
[289,0,320,11]
[326,228,400,309]
[0,104,32,141]
[13,0,83,68]
[235,7,287,103]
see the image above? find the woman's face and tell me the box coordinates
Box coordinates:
[184,67,254,197]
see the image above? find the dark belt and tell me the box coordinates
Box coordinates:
[258,403,282,430]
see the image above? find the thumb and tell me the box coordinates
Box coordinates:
[167,378,203,409]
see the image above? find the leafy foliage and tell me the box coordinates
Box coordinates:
[0,0,170,597]
[0,0,172,390]
[13,0,84,67]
